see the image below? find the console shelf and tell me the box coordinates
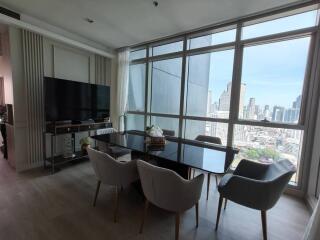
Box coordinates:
[43,121,112,173]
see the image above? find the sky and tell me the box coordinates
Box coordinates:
[207,10,317,109]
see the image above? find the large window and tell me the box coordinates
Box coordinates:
[233,125,303,182]
[151,41,183,56]
[127,5,319,186]
[126,114,145,131]
[240,37,310,123]
[128,64,146,112]
[150,116,180,137]
[185,49,235,118]
[183,120,228,145]
[187,28,236,49]
[242,10,318,40]
[150,58,182,114]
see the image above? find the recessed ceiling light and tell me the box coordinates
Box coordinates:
[84,18,94,23]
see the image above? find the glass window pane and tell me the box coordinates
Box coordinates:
[188,29,236,49]
[240,37,310,123]
[242,10,318,40]
[233,125,303,183]
[150,58,182,114]
[185,49,234,118]
[150,116,179,137]
[151,41,183,56]
[128,64,146,112]
[183,120,228,145]
[130,49,146,61]
[126,114,145,131]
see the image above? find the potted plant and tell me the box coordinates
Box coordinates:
[80,137,92,153]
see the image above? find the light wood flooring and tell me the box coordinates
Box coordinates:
[0,156,310,240]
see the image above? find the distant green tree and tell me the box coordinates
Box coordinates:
[244,147,280,161]
[246,149,260,159]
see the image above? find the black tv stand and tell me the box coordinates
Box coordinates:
[44,121,112,173]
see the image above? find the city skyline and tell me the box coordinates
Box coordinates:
[206,81,302,123]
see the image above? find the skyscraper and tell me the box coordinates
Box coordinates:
[247,98,256,119]
[272,106,285,122]
[218,83,231,111]
[284,108,299,123]
[238,83,246,118]
[263,105,270,120]
[292,95,302,109]
[218,82,246,115]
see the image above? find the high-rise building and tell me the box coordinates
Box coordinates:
[218,83,231,111]
[284,108,300,123]
[263,105,270,120]
[218,82,246,116]
[247,98,256,119]
[293,95,302,109]
[238,83,246,118]
[210,102,218,114]
[272,106,285,122]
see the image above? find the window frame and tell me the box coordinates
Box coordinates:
[127,3,320,190]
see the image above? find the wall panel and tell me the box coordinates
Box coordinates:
[21,30,44,168]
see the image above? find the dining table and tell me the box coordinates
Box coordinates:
[91,130,239,179]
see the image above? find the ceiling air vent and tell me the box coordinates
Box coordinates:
[0,6,20,20]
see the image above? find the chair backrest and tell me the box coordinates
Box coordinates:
[137,160,204,213]
[162,129,175,137]
[87,147,138,187]
[263,159,296,208]
[195,135,222,145]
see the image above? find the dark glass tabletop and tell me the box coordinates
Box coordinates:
[91,131,239,174]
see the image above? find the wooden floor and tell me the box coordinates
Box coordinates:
[0,156,310,240]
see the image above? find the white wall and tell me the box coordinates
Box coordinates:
[3,26,28,170]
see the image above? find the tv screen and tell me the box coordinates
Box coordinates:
[44,77,110,122]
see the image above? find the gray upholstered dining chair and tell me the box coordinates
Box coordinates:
[193,135,222,200]
[87,147,139,222]
[215,159,296,240]
[137,160,204,240]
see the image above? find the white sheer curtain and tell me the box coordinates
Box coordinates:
[303,199,320,240]
[116,48,130,131]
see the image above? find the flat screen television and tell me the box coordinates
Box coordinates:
[44,77,110,122]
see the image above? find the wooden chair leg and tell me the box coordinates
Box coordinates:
[261,210,268,240]
[224,199,228,210]
[215,195,223,230]
[139,200,149,234]
[113,186,119,223]
[206,173,211,200]
[175,213,180,240]
[192,169,195,178]
[188,168,191,180]
[93,180,101,207]
[195,202,199,228]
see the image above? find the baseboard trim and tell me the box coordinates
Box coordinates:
[305,194,317,212]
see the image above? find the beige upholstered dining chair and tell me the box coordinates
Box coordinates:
[87,147,139,222]
[137,160,204,240]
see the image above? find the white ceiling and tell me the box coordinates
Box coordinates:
[0,0,305,49]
